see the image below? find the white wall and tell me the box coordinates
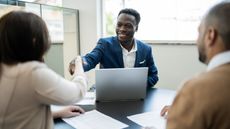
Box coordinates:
[63,0,206,90]
[152,44,206,90]
[63,0,100,54]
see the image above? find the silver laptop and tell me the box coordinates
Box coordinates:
[95,67,148,102]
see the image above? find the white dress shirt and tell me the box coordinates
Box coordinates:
[207,51,230,71]
[120,40,137,68]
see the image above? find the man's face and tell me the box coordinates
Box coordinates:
[116,13,137,44]
[196,19,207,64]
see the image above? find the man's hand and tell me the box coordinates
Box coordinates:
[69,57,86,75]
[160,105,170,119]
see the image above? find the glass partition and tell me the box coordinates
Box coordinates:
[42,5,63,43]
[0,0,80,77]
[0,0,79,46]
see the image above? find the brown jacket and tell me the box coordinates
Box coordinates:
[167,63,230,129]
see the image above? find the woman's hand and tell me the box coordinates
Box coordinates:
[53,105,85,119]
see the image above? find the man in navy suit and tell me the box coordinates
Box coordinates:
[69,8,158,88]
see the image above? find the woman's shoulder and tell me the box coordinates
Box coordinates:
[16,61,48,76]
[19,61,47,70]
[1,61,47,78]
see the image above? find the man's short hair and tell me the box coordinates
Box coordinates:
[118,8,141,25]
[205,1,230,48]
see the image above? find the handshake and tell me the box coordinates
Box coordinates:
[68,56,85,76]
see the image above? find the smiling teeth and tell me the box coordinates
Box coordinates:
[119,34,126,36]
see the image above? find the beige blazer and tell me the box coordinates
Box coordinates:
[0,62,87,129]
[167,63,230,129]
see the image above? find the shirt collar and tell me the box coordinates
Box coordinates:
[207,51,230,71]
[120,39,137,53]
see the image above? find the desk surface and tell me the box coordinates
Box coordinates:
[54,88,176,129]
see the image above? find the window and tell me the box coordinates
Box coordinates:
[103,0,222,42]
[0,0,65,43]
[21,0,62,6]
[41,5,63,43]
[0,0,62,6]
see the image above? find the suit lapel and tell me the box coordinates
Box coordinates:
[134,41,141,67]
[114,37,124,67]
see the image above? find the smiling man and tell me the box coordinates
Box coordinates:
[69,8,159,88]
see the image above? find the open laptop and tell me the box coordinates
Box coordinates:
[95,67,148,102]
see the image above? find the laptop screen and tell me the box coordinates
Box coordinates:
[95,67,148,101]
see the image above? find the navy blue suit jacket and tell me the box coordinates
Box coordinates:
[83,36,158,88]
